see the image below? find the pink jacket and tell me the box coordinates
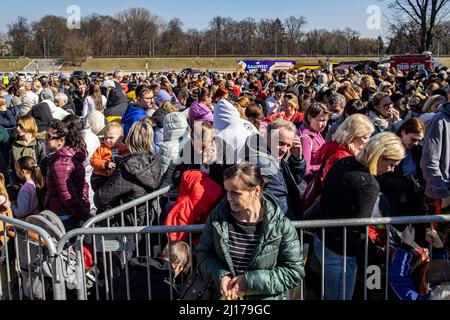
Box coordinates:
[298,124,326,175]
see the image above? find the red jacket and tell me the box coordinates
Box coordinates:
[45,146,90,221]
[315,141,354,181]
[164,170,224,242]
[264,111,304,126]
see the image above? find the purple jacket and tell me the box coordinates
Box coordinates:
[188,101,213,128]
[45,146,90,220]
[298,124,326,175]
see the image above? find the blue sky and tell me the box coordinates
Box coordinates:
[0,0,389,38]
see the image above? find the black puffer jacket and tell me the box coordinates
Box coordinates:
[319,156,380,256]
[94,151,162,226]
[377,145,427,216]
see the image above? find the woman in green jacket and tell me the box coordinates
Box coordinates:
[196,163,304,300]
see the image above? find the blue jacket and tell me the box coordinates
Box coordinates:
[121,104,147,136]
[389,245,449,300]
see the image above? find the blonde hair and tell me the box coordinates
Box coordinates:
[333,114,375,154]
[17,115,38,137]
[191,121,215,146]
[126,118,154,154]
[105,121,124,136]
[232,102,247,120]
[356,132,405,175]
[160,101,178,113]
[361,75,376,89]
[237,96,251,109]
[32,80,42,90]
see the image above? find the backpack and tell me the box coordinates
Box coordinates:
[17,210,95,300]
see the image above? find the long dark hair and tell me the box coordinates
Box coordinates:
[89,84,104,112]
[17,156,46,210]
[17,156,45,189]
[52,116,87,155]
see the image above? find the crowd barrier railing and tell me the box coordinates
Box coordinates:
[54,213,450,301]
[0,214,64,300]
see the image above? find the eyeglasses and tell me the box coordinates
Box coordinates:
[46,133,62,141]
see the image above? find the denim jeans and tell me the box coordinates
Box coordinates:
[313,235,357,300]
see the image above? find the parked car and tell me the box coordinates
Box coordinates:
[89,71,103,80]
[49,72,66,80]
[181,68,202,76]
[71,70,88,79]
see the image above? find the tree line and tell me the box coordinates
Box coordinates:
[3,1,450,62]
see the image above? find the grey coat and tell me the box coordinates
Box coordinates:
[420,103,450,199]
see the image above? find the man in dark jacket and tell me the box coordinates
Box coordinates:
[245,119,306,220]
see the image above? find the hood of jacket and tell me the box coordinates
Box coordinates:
[315,141,352,165]
[213,99,241,131]
[122,104,147,125]
[13,138,37,148]
[29,102,53,132]
[163,112,189,141]
[43,99,70,120]
[189,101,212,120]
[122,151,161,189]
[438,102,450,117]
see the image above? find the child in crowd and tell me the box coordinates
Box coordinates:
[11,156,45,218]
[90,122,129,192]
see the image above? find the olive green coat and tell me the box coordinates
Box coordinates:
[196,193,304,300]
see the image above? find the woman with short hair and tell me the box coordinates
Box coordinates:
[196,163,304,300]
[10,115,47,182]
[316,114,375,180]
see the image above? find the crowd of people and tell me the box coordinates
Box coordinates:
[0,63,449,300]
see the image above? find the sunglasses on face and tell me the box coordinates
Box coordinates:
[46,134,62,141]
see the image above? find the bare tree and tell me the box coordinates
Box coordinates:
[284,16,307,55]
[32,15,68,58]
[63,31,92,66]
[6,17,31,56]
[115,8,160,56]
[386,0,450,52]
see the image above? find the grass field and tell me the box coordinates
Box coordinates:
[62,56,450,72]
[60,56,383,72]
[1,56,450,73]
[0,59,31,72]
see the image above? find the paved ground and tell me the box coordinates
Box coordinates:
[23,59,65,73]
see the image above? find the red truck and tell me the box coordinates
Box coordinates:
[390,53,437,72]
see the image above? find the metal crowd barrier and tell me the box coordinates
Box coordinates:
[0,214,63,300]
[54,211,450,301]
